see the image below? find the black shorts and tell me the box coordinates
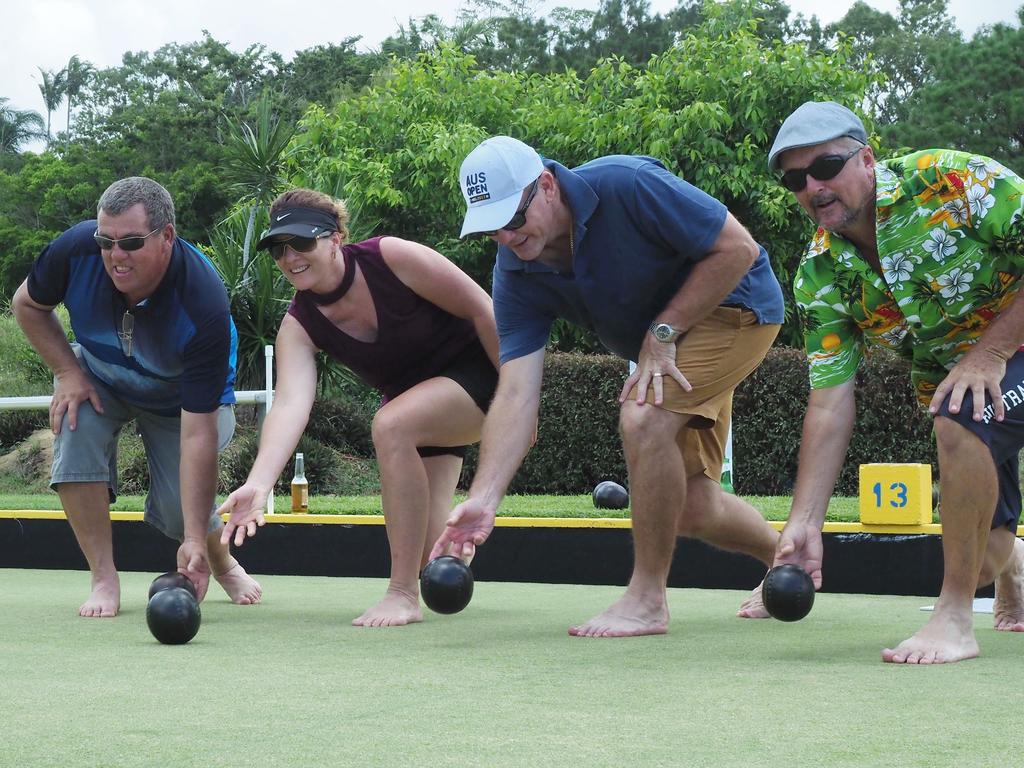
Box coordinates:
[412,340,497,460]
[936,350,1024,530]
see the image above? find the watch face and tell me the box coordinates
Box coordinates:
[653,323,673,341]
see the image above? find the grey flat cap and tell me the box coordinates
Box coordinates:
[768,101,867,171]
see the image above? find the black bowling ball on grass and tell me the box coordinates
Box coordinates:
[762,564,815,622]
[146,587,202,644]
[592,480,629,510]
[148,570,197,600]
[420,556,474,614]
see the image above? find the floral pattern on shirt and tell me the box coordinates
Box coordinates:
[793,149,1024,404]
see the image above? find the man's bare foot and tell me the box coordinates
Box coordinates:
[80,575,120,618]
[736,579,770,619]
[994,537,1024,632]
[352,589,423,627]
[569,594,668,637]
[882,608,979,664]
[213,562,262,605]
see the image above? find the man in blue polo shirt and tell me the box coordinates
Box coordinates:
[432,136,784,636]
[12,176,261,617]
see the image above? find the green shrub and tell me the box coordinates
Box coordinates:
[217,404,380,497]
[731,346,937,496]
[461,352,628,493]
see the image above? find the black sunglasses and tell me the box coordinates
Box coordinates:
[269,232,334,260]
[93,227,161,252]
[481,179,540,237]
[780,147,863,192]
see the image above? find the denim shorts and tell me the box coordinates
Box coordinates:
[50,359,235,541]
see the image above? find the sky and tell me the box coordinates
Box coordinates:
[2,0,1019,147]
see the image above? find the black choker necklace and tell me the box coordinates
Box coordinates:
[308,248,355,305]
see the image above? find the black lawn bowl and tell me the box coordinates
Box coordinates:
[762,564,815,622]
[420,556,474,615]
[592,480,629,510]
[146,587,202,644]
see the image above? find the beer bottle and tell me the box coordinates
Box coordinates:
[291,452,308,512]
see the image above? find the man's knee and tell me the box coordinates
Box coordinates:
[934,416,990,465]
[676,476,722,536]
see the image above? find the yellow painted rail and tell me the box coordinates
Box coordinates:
[5,508,1018,536]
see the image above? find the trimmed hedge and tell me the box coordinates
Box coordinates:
[732,346,937,496]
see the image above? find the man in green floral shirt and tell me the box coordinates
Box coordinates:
[767,100,1024,664]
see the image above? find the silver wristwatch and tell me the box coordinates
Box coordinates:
[649,321,681,343]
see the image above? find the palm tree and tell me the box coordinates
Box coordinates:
[36,67,66,148]
[217,94,302,388]
[0,98,46,154]
[222,93,301,264]
[63,55,94,140]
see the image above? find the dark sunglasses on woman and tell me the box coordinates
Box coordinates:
[269,231,334,260]
[780,147,863,192]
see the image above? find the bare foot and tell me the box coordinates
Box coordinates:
[881,608,979,664]
[80,574,120,617]
[214,562,262,605]
[736,579,770,619]
[994,537,1024,632]
[569,593,668,637]
[352,588,423,627]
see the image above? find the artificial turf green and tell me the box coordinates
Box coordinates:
[2,568,1019,768]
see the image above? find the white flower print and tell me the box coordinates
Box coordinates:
[966,184,995,219]
[942,198,969,226]
[936,266,974,302]
[967,156,1000,182]
[881,251,918,288]
[922,228,958,263]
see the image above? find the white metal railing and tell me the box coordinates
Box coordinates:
[0,344,280,512]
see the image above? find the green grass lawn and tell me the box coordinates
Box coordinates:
[3,568,1019,768]
[0,491,865,521]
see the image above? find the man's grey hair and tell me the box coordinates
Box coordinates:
[97,177,175,230]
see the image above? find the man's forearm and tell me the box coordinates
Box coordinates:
[788,382,857,529]
[180,413,219,541]
[654,215,758,333]
[468,351,544,509]
[12,293,79,377]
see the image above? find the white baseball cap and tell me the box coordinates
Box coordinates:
[459,136,544,238]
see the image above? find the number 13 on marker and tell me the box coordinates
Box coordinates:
[859,464,931,525]
[872,481,908,508]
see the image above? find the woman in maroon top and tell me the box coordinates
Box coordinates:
[218,188,499,627]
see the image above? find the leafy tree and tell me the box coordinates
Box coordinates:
[0,98,46,154]
[277,38,386,116]
[826,0,961,125]
[291,7,876,346]
[882,7,1024,168]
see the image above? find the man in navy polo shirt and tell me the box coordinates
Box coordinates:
[432,136,784,636]
[12,176,261,617]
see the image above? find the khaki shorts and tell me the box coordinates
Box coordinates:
[626,306,779,481]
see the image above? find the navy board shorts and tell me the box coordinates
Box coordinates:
[936,350,1024,530]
